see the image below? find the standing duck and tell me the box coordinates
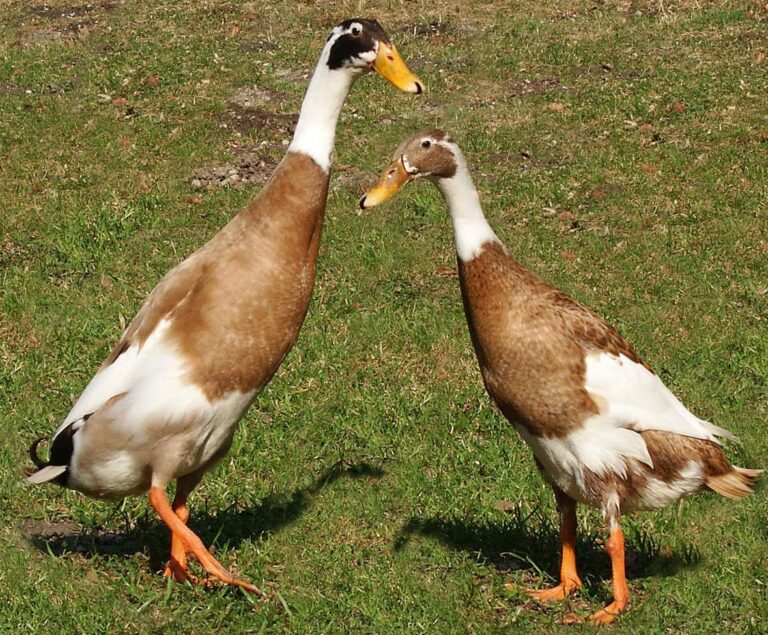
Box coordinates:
[25,20,422,595]
[360,129,760,623]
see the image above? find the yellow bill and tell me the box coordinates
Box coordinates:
[373,43,424,94]
[359,158,413,210]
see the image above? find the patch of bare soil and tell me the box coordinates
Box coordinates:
[0,83,28,96]
[0,237,27,263]
[332,165,369,193]
[240,39,279,54]
[487,151,562,168]
[189,145,280,191]
[400,21,449,36]
[274,68,310,85]
[588,183,624,200]
[407,54,440,73]
[16,24,87,45]
[229,84,287,109]
[21,518,80,539]
[16,1,116,46]
[26,1,117,19]
[222,104,298,135]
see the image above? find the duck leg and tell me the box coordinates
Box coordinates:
[589,507,629,624]
[149,486,266,597]
[527,488,583,601]
[162,472,202,583]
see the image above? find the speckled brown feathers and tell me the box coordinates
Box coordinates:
[458,241,754,504]
[458,241,625,438]
[575,431,740,511]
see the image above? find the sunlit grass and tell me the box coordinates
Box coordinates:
[1,0,766,632]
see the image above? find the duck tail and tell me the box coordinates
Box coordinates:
[28,436,47,469]
[24,435,69,485]
[706,466,763,500]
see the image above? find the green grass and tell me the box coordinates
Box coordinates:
[1,0,767,632]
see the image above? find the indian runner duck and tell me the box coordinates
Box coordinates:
[359,129,760,623]
[25,19,423,595]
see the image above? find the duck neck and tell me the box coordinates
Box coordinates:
[288,53,356,174]
[436,159,498,262]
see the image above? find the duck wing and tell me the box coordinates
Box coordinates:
[548,287,737,444]
[52,254,203,441]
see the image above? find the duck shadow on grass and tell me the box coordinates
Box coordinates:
[394,507,701,596]
[25,460,384,572]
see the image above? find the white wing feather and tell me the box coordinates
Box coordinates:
[584,352,737,444]
[52,320,171,440]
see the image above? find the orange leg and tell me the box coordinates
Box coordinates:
[149,486,266,597]
[163,491,194,583]
[527,493,583,602]
[589,526,629,625]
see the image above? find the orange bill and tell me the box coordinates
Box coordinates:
[373,43,424,94]
[359,158,413,210]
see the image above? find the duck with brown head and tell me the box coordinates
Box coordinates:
[25,20,422,596]
[361,129,761,624]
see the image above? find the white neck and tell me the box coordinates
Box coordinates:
[436,149,499,261]
[288,45,356,173]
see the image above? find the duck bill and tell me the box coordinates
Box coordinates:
[359,158,413,210]
[373,43,424,94]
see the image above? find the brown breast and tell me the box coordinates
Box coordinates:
[457,242,642,438]
[105,152,330,400]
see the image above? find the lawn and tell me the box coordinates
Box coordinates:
[1,0,766,632]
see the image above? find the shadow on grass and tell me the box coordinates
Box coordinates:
[394,506,701,594]
[25,459,384,571]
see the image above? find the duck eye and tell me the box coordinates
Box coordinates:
[351,25,362,36]
[421,140,432,149]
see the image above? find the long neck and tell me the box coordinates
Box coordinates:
[437,159,499,262]
[288,52,354,173]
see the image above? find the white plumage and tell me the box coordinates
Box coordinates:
[584,352,737,444]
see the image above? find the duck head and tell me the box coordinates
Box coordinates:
[323,19,424,93]
[359,129,461,209]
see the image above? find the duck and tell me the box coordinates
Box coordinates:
[25,19,423,596]
[359,129,761,624]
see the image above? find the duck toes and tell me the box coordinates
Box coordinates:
[25,20,422,595]
[361,129,761,624]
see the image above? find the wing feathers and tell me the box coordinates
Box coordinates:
[584,352,737,444]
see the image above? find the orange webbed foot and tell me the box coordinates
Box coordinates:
[524,576,582,602]
[523,492,582,603]
[163,555,198,584]
[149,486,267,598]
[589,599,627,625]
[589,524,630,625]
[163,522,194,583]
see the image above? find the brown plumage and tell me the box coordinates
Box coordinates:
[362,129,761,624]
[108,153,329,400]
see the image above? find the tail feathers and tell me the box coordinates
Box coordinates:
[700,419,739,444]
[706,467,763,500]
[27,464,67,484]
[25,435,69,485]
